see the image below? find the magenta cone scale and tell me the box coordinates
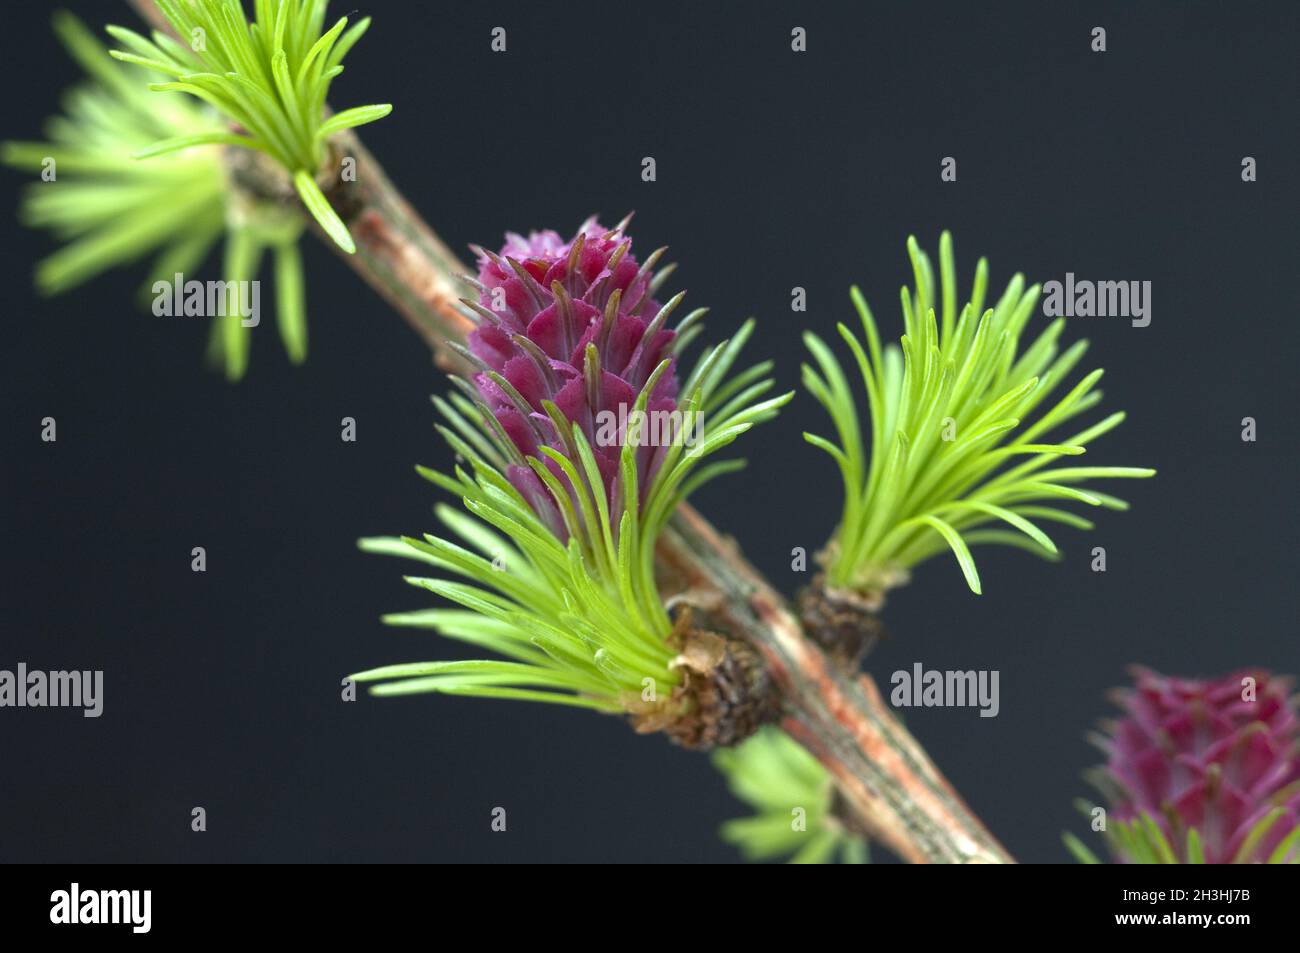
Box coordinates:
[1097,667,1300,863]
[463,218,685,538]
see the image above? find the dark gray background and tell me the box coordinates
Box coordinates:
[1,1,1296,863]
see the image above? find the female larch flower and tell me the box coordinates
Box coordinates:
[353,218,790,719]
[1093,667,1300,863]
[462,217,684,537]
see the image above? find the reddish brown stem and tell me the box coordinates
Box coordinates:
[660,510,1010,863]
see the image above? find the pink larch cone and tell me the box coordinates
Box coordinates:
[463,218,683,539]
[1095,666,1300,863]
